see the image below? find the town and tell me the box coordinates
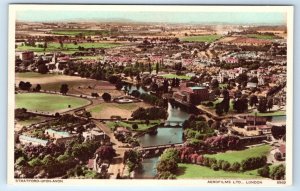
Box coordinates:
[14,20,286,180]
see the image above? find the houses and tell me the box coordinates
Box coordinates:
[82,128,109,142]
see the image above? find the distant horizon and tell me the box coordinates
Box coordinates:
[16,10,287,25]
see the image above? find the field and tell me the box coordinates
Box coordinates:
[181,35,222,43]
[16,72,122,97]
[252,111,286,117]
[16,93,90,113]
[106,120,161,132]
[87,102,150,119]
[246,34,277,40]
[205,144,272,164]
[50,29,110,36]
[176,164,260,179]
[16,42,122,52]
[160,74,191,80]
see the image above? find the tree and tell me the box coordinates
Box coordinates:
[270,164,285,180]
[60,84,69,95]
[211,79,219,89]
[271,125,286,140]
[231,162,241,171]
[115,82,123,90]
[91,92,99,98]
[215,103,224,116]
[258,165,270,177]
[95,145,116,162]
[132,124,138,130]
[249,95,258,107]
[155,62,159,74]
[257,97,268,113]
[233,97,248,113]
[35,84,41,92]
[267,97,274,111]
[102,93,111,102]
[236,73,248,84]
[19,81,32,91]
[37,63,49,74]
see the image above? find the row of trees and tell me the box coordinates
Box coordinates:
[258,164,285,180]
[131,107,168,120]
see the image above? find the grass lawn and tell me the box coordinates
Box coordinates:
[176,164,261,179]
[106,120,160,132]
[251,111,286,117]
[246,34,277,40]
[16,42,122,52]
[205,144,272,164]
[181,34,222,43]
[16,93,90,113]
[161,74,191,80]
[87,102,149,119]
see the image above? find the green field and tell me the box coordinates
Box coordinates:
[16,93,90,113]
[176,164,260,179]
[251,111,286,117]
[205,144,271,164]
[160,74,191,80]
[51,29,110,36]
[106,120,160,132]
[87,102,149,119]
[16,116,50,127]
[181,35,222,43]
[16,42,122,52]
[246,34,277,40]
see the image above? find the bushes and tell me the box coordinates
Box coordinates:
[270,164,285,180]
[241,156,267,171]
[156,148,180,179]
[258,165,270,178]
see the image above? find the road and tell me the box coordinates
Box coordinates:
[92,119,129,179]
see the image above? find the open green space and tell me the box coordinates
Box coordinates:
[16,116,50,127]
[106,120,160,132]
[87,102,149,119]
[251,111,286,117]
[176,163,261,179]
[246,34,277,40]
[16,93,90,113]
[16,42,122,52]
[51,29,110,36]
[181,34,222,43]
[205,144,272,164]
[160,74,191,80]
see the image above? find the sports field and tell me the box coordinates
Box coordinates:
[16,93,90,113]
[87,102,150,119]
[204,144,271,164]
[16,42,121,52]
[176,164,260,179]
[181,34,222,43]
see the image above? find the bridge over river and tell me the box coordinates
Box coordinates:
[137,143,184,158]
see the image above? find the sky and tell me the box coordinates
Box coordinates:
[16,10,286,25]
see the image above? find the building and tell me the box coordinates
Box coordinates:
[21,51,34,61]
[19,135,49,146]
[173,83,209,105]
[45,129,77,145]
[83,128,108,142]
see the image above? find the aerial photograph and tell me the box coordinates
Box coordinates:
[11,5,290,182]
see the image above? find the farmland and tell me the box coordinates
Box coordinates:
[181,34,222,43]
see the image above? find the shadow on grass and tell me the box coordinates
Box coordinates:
[176,166,187,176]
